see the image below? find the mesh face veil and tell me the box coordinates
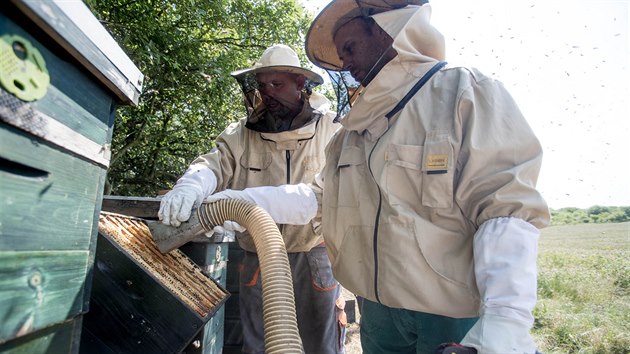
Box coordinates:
[230,44,324,127]
[304,1,435,121]
[232,71,321,125]
[326,70,362,121]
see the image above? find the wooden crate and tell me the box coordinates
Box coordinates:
[0,318,83,353]
[100,196,231,354]
[80,213,228,354]
[0,1,142,352]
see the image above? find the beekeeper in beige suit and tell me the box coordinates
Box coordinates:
[205,1,550,353]
[159,44,345,354]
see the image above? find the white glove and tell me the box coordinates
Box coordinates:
[461,314,537,353]
[158,164,217,227]
[159,184,201,227]
[203,220,246,238]
[460,217,540,353]
[205,183,317,225]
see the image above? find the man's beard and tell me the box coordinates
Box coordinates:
[265,97,298,121]
[269,105,292,120]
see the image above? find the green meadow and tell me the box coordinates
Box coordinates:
[533,222,630,353]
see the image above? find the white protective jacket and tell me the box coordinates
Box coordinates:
[312,5,550,318]
[194,92,339,253]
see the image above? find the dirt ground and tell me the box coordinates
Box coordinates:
[344,321,362,354]
[342,288,362,354]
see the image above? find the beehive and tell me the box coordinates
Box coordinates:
[80,212,228,354]
[0,1,142,352]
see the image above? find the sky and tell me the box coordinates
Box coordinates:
[298,0,630,209]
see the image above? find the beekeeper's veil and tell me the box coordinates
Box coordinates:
[231,44,324,124]
[305,0,444,118]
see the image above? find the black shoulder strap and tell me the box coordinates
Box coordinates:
[385,60,447,119]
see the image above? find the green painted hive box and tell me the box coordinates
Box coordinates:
[0,0,142,353]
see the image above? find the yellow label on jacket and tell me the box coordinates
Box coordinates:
[426,154,448,169]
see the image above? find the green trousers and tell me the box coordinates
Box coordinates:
[360,299,478,354]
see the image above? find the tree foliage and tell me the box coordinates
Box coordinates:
[84,0,313,196]
[550,206,630,225]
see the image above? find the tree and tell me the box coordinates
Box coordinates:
[551,206,630,225]
[84,0,313,196]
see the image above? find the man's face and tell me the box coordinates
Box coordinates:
[255,72,304,120]
[334,18,394,86]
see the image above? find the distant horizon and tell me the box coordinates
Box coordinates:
[549,204,630,210]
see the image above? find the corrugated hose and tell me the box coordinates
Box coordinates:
[149,199,303,354]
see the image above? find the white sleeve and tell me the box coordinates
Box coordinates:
[475,216,539,323]
[460,216,540,353]
[205,183,318,225]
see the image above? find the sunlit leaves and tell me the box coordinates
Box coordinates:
[85,0,312,196]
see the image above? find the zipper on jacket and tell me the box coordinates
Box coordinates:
[360,63,444,302]
[285,150,291,184]
[258,118,322,184]
[279,150,292,236]
[367,138,383,304]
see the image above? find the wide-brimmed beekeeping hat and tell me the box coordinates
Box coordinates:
[231,44,323,85]
[305,0,429,71]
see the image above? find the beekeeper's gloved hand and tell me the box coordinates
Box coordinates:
[204,220,247,239]
[158,164,217,227]
[206,183,317,225]
[159,184,201,227]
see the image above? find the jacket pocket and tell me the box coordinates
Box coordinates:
[239,151,272,187]
[306,245,338,291]
[300,155,323,184]
[331,225,375,299]
[384,143,422,207]
[331,146,364,208]
[421,132,454,209]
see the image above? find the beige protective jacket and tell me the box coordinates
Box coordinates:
[312,5,550,317]
[194,92,339,253]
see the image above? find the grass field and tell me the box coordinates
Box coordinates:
[343,222,630,353]
[533,222,630,354]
